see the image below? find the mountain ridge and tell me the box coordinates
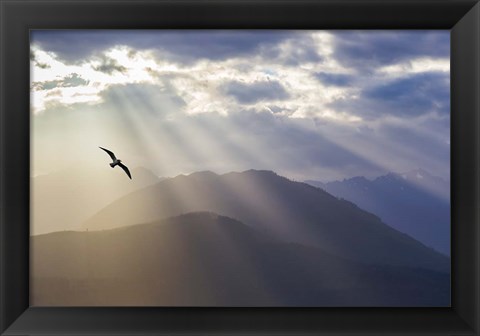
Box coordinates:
[81,169,449,272]
[305,169,450,255]
[32,211,450,307]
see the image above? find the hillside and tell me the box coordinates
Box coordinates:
[81,170,450,272]
[305,169,450,255]
[32,212,450,306]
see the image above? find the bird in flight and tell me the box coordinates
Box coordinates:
[99,147,132,179]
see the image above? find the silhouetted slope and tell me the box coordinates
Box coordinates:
[82,170,449,272]
[32,165,160,235]
[306,169,450,255]
[32,212,450,306]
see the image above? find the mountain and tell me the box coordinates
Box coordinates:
[82,170,449,272]
[305,169,450,255]
[32,164,160,235]
[32,212,450,306]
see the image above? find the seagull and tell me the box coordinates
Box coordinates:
[99,147,132,179]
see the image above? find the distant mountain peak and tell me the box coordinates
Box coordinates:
[400,168,441,181]
[305,168,450,255]
[245,169,277,174]
[222,169,280,179]
[405,168,430,175]
[374,172,402,183]
[82,168,450,271]
[187,170,219,178]
[342,176,370,184]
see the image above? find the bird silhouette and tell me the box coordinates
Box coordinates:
[99,147,132,179]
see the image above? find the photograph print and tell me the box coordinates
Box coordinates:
[30,30,451,307]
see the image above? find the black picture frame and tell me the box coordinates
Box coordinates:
[1,0,479,335]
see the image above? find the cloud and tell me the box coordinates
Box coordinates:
[329,71,449,120]
[31,31,450,122]
[92,56,127,74]
[30,30,451,181]
[32,81,384,181]
[30,47,159,113]
[32,73,89,91]
[315,72,353,87]
[32,76,450,181]
[331,31,449,71]
[378,57,449,76]
[31,30,295,64]
[364,72,450,117]
[259,33,323,66]
[316,32,450,122]
[30,49,51,69]
[223,80,290,104]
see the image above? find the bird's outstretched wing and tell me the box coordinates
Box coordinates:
[99,147,117,161]
[118,162,132,179]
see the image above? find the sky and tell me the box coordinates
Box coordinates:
[30,30,450,182]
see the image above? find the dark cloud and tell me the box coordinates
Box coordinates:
[37,62,51,69]
[31,30,449,73]
[315,72,353,87]
[31,30,294,64]
[330,72,449,119]
[331,31,449,71]
[223,80,290,104]
[266,105,294,115]
[259,34,323,66]
[30,49,51,69]
[93,56,127,74]
[34,81,56,91]
[363,72,450,116]
[63,74,89,87]
[31,30,451,180]
[32,73,89,91]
